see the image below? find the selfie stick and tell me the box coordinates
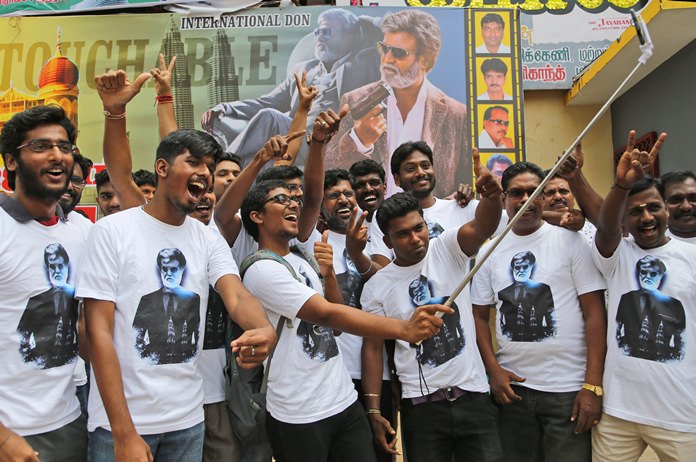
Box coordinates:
[428,10,653,323]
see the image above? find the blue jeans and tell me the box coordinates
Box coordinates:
[497,386,590,462]
[400,390,502,462]
[89,422,204,462]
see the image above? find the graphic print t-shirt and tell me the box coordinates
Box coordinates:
[76,208,236,434]
[243,252,356,424]
[0,207,87,436]
[592,237,696,432]
[471,223,606,392]
[361,229,489,398]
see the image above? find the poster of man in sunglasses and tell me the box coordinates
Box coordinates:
[17,243,79,369]
[407,275,465,368]
[133,248,201,365]
[616,256,686,362]
[498,251,556,342]
[479,105,514,149]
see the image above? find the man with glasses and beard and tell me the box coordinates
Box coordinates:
[326,8,468,197]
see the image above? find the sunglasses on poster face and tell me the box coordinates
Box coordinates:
[313,27,332,38]
[376,41,415,60]
[486,119,510,127]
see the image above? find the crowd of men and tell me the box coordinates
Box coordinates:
[1,8,695,462]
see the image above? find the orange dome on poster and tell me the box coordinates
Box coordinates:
[38,28,79,89]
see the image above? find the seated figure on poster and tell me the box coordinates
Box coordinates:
[200,8,381,168]
[325,9,469,198]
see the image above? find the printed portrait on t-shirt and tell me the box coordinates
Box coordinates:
[133,248,201,365]
[498,251,556,342]
[408,275,465,368]
[203,286,227,350]
[17,243,79,369]
[296,261,339,362]
[336,249,363,308]
[616,256,686,362]
[427,221,445,239]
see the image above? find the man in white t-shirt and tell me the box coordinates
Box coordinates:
[360,152,504,462]
[592,131,696,461]
[660,170,696,244]
[0,105,88,461]
[471,161,607,462]
[368,141,505,267]
[81,72,276,462]
[239,179,449,462]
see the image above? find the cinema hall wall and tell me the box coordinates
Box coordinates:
[611,37,696,174]
[523,89,615,197]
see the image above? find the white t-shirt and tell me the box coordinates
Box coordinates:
[0,204,88,436]
[368,198,506,260]
[361,229,489,398]
[76,207,237,434]
[471,223,606,392]
[67,212,92,388]
[592,237,696,432]
[665,228,696,245]
[475,44,511,54]
[243,251,356,424]
[580,220,596,246]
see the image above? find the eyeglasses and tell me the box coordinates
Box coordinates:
[17,140,77,154]
[286,183,303,192]
[376,42,415,60]
[264,194,303,207]
[313,27,332,38]
[505,188,542,199]
[486,119,510,127]
[70,176,86,188]
[325,190,355,200]
[542,188,571,198]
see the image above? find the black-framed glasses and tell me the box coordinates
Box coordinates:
[506,188,541,199]
[286,183,303,192]
[264,193,303,207]
[70,176,86,188]
[313,27,332,38]
[542,188,571,198]
[486,119,510,127]
[325,190,355,200]
[376,42,414,60]
[17,140,77,154]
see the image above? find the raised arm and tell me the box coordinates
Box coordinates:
[152,54,178,139]
[558,142,604,226]
[457,149,504,256]
[314,231,345,305]
[214,131,304,245]
[95,70,151,210]
[595,131,667,257]
[275,71,317,167]
[345,209,383,280]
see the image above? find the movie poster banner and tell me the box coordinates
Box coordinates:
[0,6,524,197]
[0,0,196,17]
[337,0,649,89]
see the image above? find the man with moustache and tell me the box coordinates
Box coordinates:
[661,171,696,244]
[326,9,469,197]
[476,13,511,54]
[542,171,596,244]
[0,105,89,461]
[61,152,95,228]
[478,58,512,101]
[212,153,242,202]
[201,8,380,167]
[479,106,513,149]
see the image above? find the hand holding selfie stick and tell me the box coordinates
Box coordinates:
[419,11,653,335]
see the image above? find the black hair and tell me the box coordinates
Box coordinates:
[481,13,505,28]
[157,248,186,269]
[44,243,69,266]
[0,105,77,190]
[156,129,222,164]
[95,169,111,192]
[541,168,566,182]
[390,141,434,176]
[349,158,386,184]
[376,192,423,235]
[511,250,535,267]
[257,166,303,183]
[217,152,243,168]
[660,171,696,195]
[481,58,508,75]
[629,176,663,198]
[241,179,289,242]
[501,161,544,192]
[72,153,94,181]
[324,168,351,191]
[487,154,513,170]
[483,105,508,121]
[133,169,156,188]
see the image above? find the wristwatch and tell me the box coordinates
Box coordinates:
[582,383,604,397]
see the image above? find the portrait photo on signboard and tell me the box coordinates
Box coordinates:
[475,11,512,55]
[476,56,514,101]
[477,104,515,150]
[479,152,515,180]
